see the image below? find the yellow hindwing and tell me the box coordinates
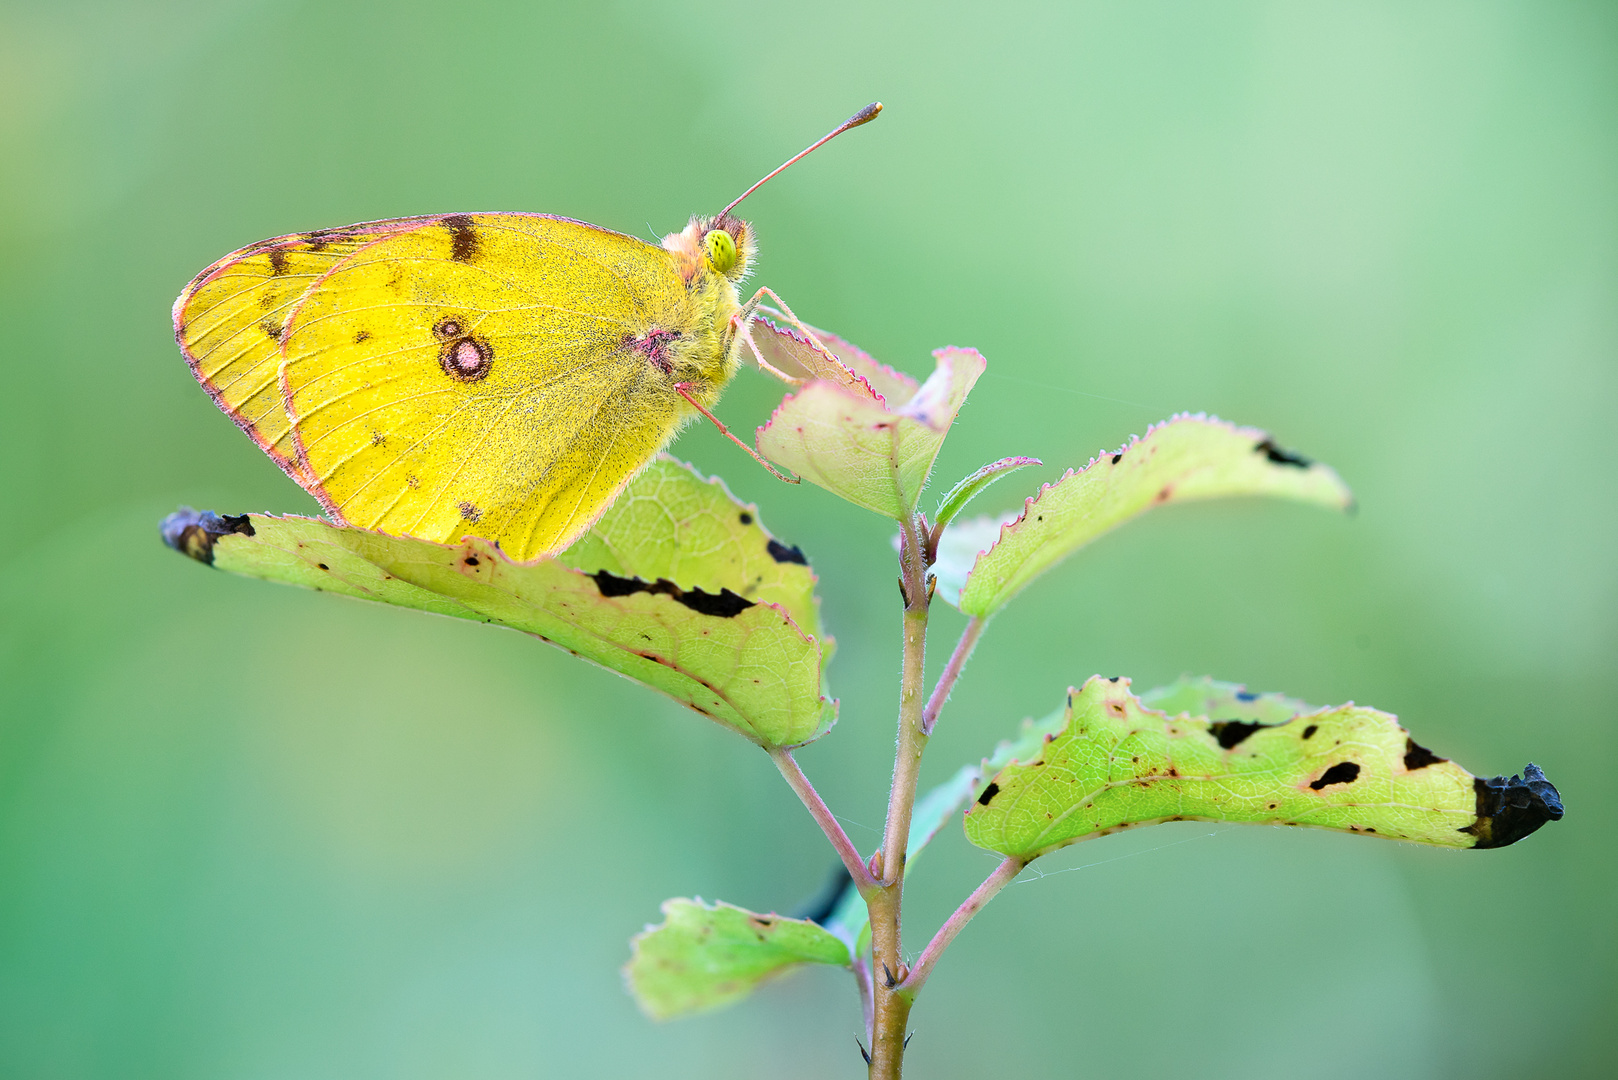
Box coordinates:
[173,219,431,477]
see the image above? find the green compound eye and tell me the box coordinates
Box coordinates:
[704,228,738,273]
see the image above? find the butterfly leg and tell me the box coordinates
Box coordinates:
[674,382,800,484]
[734,286,860,386]
[738,321,807,387]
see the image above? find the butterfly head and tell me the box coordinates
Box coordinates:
[664,214,755,283]
[702,213,754,279]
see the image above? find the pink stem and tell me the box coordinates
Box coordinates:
[898,856,1025,1001]
[920,616,986,735]
[770,749,876,892]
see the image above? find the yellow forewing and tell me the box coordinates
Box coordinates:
[173,220,430,477]
[280,214,701,562]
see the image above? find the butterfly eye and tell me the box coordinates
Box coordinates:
[704,229,738,273]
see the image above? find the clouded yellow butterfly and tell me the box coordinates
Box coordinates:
[173,103,881,562]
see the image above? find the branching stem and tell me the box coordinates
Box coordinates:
[866,512,933,1078]
[769,748,877,892]
[767,513,1004,1076]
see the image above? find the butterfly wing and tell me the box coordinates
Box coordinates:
[279,213,700,562]
[173,218,436,478]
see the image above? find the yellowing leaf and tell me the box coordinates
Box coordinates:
[749,314,919,405]
[756,347,985,519]
[624,898,851,1020]
[163,458,833,748]
[956,414,1353,616]
[964,676,1563,860]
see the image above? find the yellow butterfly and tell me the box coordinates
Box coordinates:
[174,104,880,562]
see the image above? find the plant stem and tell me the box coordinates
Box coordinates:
[868,513,933,1078]
[866,888,914,1078]
[769,748,876,892]
[880,603,930,885]
[897,855,1025,1002]
[920,615,986,735]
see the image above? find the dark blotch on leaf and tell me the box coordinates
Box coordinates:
[592,570,644,598]
[1462,763,1564,848]
[1302,724,1319,740]
[1111,453,1123,464]
[767,538,808,565]
[1209,719,1268,749]
[977,782,1000,806]
[1254,437,1312,468]
[160,507,255,566]
[1310,762,1361,790]
[738,512,753,525]
[1403,737,1447,771]
[588,570,755,618]
[1235,690,1259,702]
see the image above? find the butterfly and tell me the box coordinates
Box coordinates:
[173,103,880,562]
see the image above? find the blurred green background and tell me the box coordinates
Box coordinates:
[2,1,1613,1077]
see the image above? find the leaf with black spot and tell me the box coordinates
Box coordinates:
[954,414,1353,616]
[965,676,1558,859]
[161,458,834,749]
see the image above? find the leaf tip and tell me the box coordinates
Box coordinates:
[160,507,255,566]
[1463,763,1565,848]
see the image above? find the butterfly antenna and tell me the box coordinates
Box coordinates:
[717,102,883,220]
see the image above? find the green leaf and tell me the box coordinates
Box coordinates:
[624,898,851,1020]
[965,676,1564,860]
[162,458,834,749]
[957,414,1353,616]
[934,456,1042,528]
[755,347,986,520]
[817,678,1339,950]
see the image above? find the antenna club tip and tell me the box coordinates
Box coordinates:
[715,102,885,219]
